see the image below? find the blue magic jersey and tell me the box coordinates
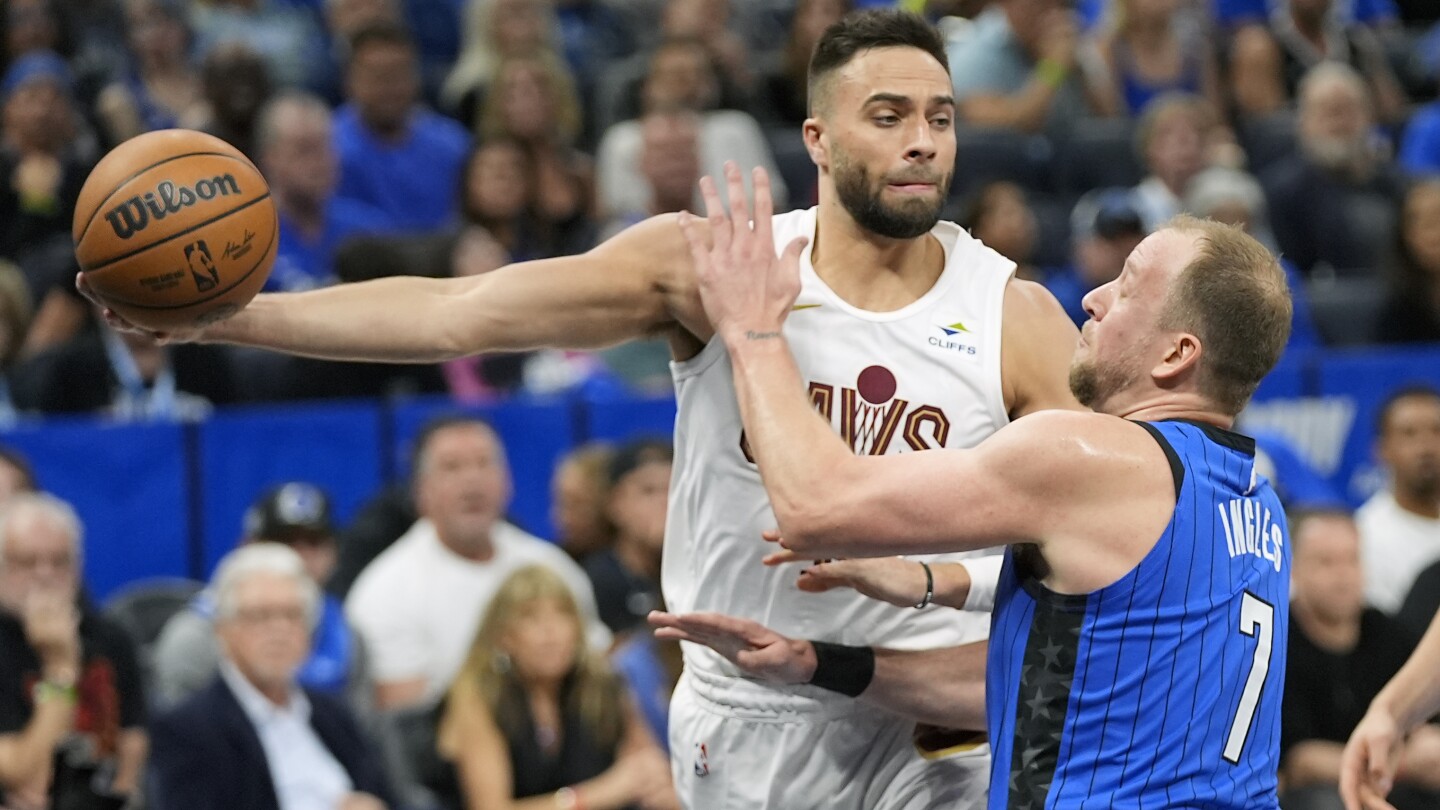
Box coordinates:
[986,420,1289,809]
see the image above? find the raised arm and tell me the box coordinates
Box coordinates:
[81,214,705,363]
[1341,610,1440,810]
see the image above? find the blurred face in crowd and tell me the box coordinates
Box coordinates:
[1002,0,1067,56]
[643,41,720,112]
[326,0,401,41]
[972,182,1036,264]
[267,532,337,587]
[203,45,271,129]
[489,0,550,57]
[2,77,72,153]
[550,457,610,555]
[792,0,849,56]
[608,459,671,556]
[1378,394,1440,500]
[262,101,337,209]
[217,572,312,696]
[1289,0,1332,23]
[1403,182,1440,275]
[811,46,954,240]
[497,61,553,142]
[1071,228,1200,411]
[1146,105,1207,194]
[1299,73,1371,172]
[1198,198,1254,234]
[1123,0,1178,26]
[662,0,729,40]
[415,423,513,554]
[501,597,580,686]
[465,141,530,223]
[346,40,418,136]
[125,0,189,69]
[641,110,701,213]
[6,0,59,60]
[0,508,78,615]
[1291,514,1364,625]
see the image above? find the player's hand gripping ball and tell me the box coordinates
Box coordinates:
[72,129,276,332]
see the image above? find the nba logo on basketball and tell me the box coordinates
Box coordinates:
[184,240,220,292]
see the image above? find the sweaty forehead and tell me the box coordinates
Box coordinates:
[827,47,951,107]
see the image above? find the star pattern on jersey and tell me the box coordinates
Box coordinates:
[1009,603,1084,810]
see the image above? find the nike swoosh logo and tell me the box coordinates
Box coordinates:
[791,304,822,311]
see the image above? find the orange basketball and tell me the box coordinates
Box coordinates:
[73,129,276,332]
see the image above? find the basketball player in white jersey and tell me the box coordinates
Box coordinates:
[79,11,1083,807]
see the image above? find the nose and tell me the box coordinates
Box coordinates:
[1081,284,1107,321]
[904,118,937,163]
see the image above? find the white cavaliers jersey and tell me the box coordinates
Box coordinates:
[665,206,1016,688]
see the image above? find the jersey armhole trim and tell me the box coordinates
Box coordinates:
[1137,421,1185,503]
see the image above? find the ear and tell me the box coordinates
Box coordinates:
[1151,331,1203,385]
[803,117,828,171]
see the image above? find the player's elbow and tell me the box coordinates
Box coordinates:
[771,474,873,555]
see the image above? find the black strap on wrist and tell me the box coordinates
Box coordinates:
[808,641,876,697]
[914,561,934,609]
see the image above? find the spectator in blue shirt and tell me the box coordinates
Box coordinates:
[332,22,470,232]
[1399,97,1440,176]
[257,92,392,292]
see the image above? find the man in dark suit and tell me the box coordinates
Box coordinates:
[148,543,392,810]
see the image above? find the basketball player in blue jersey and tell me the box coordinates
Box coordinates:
[666,163,1295,809]
[79,11,1089,809]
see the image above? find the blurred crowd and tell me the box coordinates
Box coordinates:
[0,0,1434,421]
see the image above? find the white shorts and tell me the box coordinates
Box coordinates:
[667,667,990,810]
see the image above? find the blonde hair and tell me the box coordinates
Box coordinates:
[0,262,32,367]
[441,0,561,111]
[476,52,582,146]
[447,566,624,748]
[1159,215,1291,415]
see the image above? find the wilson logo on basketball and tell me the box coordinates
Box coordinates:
[103,174,243,239]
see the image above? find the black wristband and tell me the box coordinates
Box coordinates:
[808,641,876,697]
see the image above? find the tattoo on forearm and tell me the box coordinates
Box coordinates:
[745,330,782,340]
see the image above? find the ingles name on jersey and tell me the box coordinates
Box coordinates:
[1217,496,1285,573]
[740,365,952,461]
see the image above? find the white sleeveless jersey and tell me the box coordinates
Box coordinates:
[665,206,1017,688]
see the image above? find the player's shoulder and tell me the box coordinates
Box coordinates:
[1001,277,1073,327]
[990,411,1171,480]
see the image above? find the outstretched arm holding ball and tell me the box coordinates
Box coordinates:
[79,211,709,361]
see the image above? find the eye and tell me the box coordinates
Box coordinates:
[873,114,900,126]
[930,116,951,129]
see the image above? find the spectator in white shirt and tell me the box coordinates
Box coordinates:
[1357,386,1440,614]
[345,416,608,710]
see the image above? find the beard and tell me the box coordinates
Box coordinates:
[1068,353,1138,411]
[832,146,949,240]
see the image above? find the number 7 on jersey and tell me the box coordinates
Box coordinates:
[1223,591,1274,763]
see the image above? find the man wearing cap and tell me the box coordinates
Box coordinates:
[1042,186,1149,327]
[151,483,373,715]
